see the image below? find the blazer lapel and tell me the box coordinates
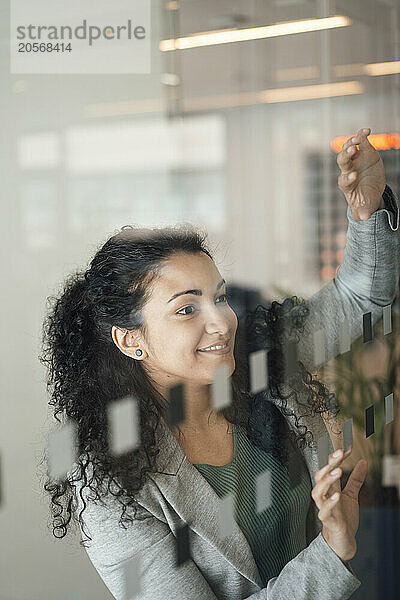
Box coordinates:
[148,416,264,589]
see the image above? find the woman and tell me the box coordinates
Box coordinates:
[40,128,399,599]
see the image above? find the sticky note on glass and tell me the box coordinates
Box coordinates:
[218,492,235,540]
[383,305,392,335]
[317,433,330,468]
[249,349,268,394]
[256,470,271,513]
[313,329,326,366]
[108,395,140,456]
[339,319,351,354]
[343,418,353,452]
[284,340,298,378]
[363,312,373,344]
[48,420,77,480]
[365,404,375,438]
[168,383,185,428]
[212,363,231,411]
[123,555,141,600]
[385,393,394,425]
[287,450,302,488]
[176,523,191,566]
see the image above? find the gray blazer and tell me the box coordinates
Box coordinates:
[71,198,399,600]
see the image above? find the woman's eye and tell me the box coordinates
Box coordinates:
[177,305,197,316]
[216,293,228,303]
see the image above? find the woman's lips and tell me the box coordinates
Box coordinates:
[197,343,231,355]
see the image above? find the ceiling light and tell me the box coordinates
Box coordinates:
[160,15,351,51]
[364,60,400,76]
[259,81,363,103]
[331,132,400,153]
[183,81,363,111]
[165,1,180,10]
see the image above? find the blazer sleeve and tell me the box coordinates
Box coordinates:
[297,185,400,373]
[243,532,360,599]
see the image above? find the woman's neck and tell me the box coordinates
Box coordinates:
[159,380,226,435]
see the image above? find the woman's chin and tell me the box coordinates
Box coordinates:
[203,357,236,382]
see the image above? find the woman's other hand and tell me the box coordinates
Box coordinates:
[312,448,368,562]
[337,127,386,221]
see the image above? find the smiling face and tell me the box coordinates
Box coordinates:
[138,251,238,391]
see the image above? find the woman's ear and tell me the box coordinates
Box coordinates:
[111,326,148,359]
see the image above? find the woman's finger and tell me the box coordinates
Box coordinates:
[314,448,351,483]
[318,491,341,522]
[356,127,373,149]
[337,141,359,173]
[343,135,360,149]
[312,467,342,509]
[342,460,368,500]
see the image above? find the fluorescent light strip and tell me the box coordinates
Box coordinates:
[160,15,351,51]
[259,81,363,103]
[184,81,363,111]
[364,60,400,76]
[85,81,363,118]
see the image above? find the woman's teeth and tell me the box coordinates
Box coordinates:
[198,343,227,352]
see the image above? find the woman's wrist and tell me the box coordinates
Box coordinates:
[322,527,356,562]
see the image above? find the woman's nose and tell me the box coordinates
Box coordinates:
[204,308,230,334]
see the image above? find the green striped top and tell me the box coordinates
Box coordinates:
[193,422,312,586]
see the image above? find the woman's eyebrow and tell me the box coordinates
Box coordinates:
[167,279,226,303]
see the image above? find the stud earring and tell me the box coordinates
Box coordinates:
[135,349,143,357]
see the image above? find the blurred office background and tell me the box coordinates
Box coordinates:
[0,0,399,598]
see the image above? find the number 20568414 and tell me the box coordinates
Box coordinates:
[18,42,72,52]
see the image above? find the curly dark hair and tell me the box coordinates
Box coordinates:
[38,223,339,545]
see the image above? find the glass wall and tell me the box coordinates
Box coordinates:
[0,1,399,599]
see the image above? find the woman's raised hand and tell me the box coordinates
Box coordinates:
[312,448,368,562]
[337,127,386,221]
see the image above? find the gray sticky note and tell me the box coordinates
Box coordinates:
[339,318,351,354]
[168,383,185,428]
[123,555,141,599]
[383,305,392,335]
[317,432,330,468]
[48,421,77,480]
[218,492,235,540]
[108,395,140,456]
[176,523,191,566]
[313,329,326,366]
[212,363,231,411]
[385,393,394,425]
[284,340,298,378]
[249,349,268,394]
[256,469,271,513]
[343,418,353,452]
[365,404,375,438]
[363,312,373,344]
[287,449,303,488]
